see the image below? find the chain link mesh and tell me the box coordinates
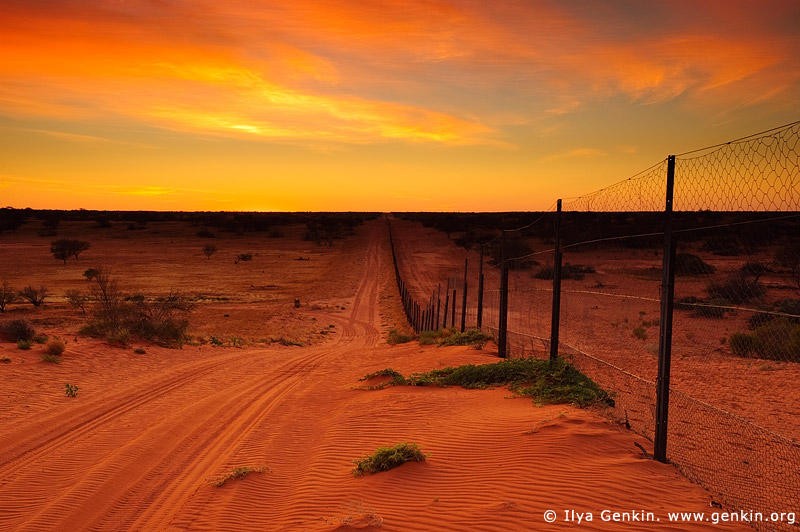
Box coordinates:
[391,121,800,532]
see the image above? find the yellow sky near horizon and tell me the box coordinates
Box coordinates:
[1,0,799,211]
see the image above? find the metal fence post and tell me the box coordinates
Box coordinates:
[498,230,509,358]
[477,245,485,329]
[461,258,468,332]
[655,155,677,463]
[549,199,563,362]
[443,278,450,329]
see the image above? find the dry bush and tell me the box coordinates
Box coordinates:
[19,285,48,307]
[3,319,35,342]
[0,281,16,312]
[45,338,66,356]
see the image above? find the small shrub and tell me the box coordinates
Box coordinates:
[271,337,301,347]
[352,442,426,476]
[33,334,48,344]
[707,275,763,304]
[134,348,146,354]
[106,330,131,347]
[17,339,32,350]
[752,319,800,362]
[210,336,224,346]
[235,252,253,263]
[65,383,79,397]
[41,353,61,364]
[387,329,413,345]
[729,332,757,357]
[692,298,730,319]
[359,368,406,389]
[3,319,35,342]
[211,466,268,487]
[674,253,715,276]
[632,326,647,341]
[202,244,218,259]
[438,329,493,349]
[45,338,66,356]
[83,268,101,281]
[418,330,439,345]
[19,285,48,307]
[740,261,768,280]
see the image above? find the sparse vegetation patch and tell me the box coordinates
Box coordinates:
[210,466,269,487]
[360,358,611,407]
[352,442,426,476]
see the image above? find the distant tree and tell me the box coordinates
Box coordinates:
[51,239,91,264]
[0,282,16,312]
[202,244,218,260]
[19,285,47,307]
[83,268,101,281]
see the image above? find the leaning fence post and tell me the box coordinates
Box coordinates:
[655,155,677,463]
[477,245,485,329]
[498,230,509,358]
[461,258,468,332]
[550,199,563,362]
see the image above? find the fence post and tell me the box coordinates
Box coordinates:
[461,258,468,332]
[477,245,485,329]
[654,155,677,464]
[498,230,509,358]
[443,278,450,329]
[549,199,563,362]
[451,287,457,329]
[436,284,441,330]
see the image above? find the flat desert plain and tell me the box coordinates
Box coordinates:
[0,216,752,531]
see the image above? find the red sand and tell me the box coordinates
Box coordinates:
[0,219,754,531]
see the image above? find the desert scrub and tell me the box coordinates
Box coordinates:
[358,368,406,389]
[387,329,413,345]
[415,328,492,349]
[65,383,79,397]
[45,338,66,356]
[210,466,269,487]
[360,358,610,407]
[3,319,35,342]
[674,253,715,276]
[17,339,32,350]
[352,442,426,476]
[632,326,647,341]
[728,319,800,362]
[438,329,492,349]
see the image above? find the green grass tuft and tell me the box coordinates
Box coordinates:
[361,358,611,407]
[210,466,269,487]
[352,442,426,476]
[387,329,413,345]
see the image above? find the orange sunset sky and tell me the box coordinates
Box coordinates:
[1,0,799,212]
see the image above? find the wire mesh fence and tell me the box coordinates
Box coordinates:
[388,120,800,532]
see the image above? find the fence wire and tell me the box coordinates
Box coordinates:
[390,121,800,532]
